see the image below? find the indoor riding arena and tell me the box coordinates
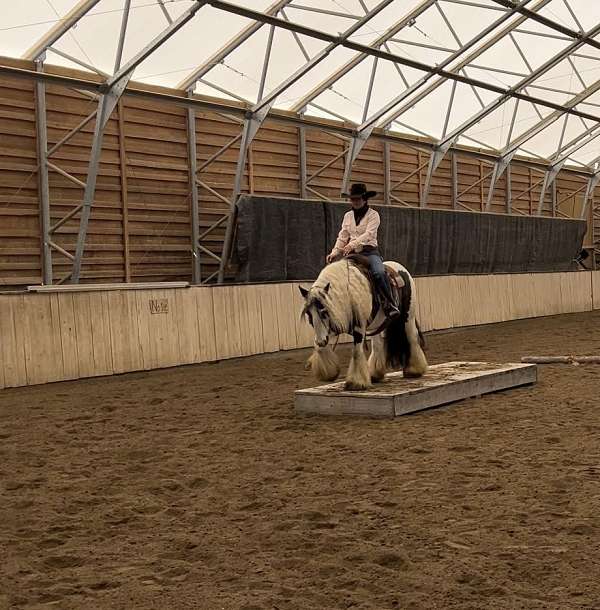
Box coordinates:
[2,1,600,609]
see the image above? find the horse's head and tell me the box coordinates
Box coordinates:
[299,282,332,348]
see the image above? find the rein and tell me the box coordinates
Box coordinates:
[331,334,340,352]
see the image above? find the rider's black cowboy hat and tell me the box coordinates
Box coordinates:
[342,183,377,199]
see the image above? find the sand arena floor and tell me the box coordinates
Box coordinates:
[1,311,600,609]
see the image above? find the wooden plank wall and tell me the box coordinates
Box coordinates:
[45,85,123,283]
[0,75,41,286]
[0,271,597,390]
[592,270,600,310]
[0,69,597,288]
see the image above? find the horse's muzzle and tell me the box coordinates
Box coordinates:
[316,338,329,348]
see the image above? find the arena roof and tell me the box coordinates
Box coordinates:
[2,0,600,169]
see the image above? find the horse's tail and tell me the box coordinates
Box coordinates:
[384,315,410,370]
[416,319,426,351]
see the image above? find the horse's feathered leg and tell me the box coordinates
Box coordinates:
[345,327,371,391]
[403,317,428,378]
[368,334,387,383]
[310,343,340,382]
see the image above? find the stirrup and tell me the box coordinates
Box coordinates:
[385,305,401,320]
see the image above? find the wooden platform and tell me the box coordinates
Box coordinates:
[295,362,537,418]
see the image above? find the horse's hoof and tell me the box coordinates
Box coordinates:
[344,381,371,391]
[403,368,424,378]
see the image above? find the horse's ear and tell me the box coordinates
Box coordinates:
[323,282,331,294]
[299,285,309,298]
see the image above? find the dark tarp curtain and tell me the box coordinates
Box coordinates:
[234,196,586,282]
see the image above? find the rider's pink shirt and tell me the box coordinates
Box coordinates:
[331,208,380,255]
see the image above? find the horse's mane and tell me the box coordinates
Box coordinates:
[306,260,371,335]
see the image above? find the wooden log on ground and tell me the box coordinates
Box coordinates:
[521,356,600,364]
[521,356,572,364]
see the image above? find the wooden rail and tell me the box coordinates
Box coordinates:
[1,271,598,390]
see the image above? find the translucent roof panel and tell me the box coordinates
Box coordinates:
[1,0,81,58]
[2,0,600,167]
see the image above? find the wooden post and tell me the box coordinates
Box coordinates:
[593,186,598,270]
[298,125,307,198]
[117,99,131,283]
[417,150,423,208]
[383,141,391,205]
[248,143,255,194]
[528,167,533,216]
[505,163,512,214]
[479,160,484,211]
[451,152,458,210]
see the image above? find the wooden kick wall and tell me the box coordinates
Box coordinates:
[1,271,599,390]
[1,61,598,288]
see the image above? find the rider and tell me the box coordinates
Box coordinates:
[326,183,400,319]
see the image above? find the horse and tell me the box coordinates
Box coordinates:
[299,258,428,390]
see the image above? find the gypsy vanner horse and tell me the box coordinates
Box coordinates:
[299,257,427,390]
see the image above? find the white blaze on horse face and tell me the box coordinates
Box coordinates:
[312,305,330,348]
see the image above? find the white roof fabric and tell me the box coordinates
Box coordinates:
[2,0,600,167]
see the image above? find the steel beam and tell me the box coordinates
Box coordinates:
[156,0,174,24]
[582,172,600,220]
[71,1,210,282]
[107,2,209,89]
[341,54,379,192]
[47,110,97,157]
[70,94,120,282]
[257,25,275,102]
[114,0,133,73]
[503,79,600,161]
[252,0,394,114]
[34,60,53,285]
[24,0,103,60]
[187,103,202,284]
[217,0,395,282]
[442,0,506,10]
[436,22,600,151]
[536,167,561,215]
[288,4,361,20]
[280,9,311,62]
[48,46,109,77]
[492,77,600,208]
[427,20,600,206]
[344,0,541,190]
[5,61,599,179]
[177,0,293,90]
[357,0,542,134]
[491,0,600,50]
[217,119,251,283]
[290,0,438,113]
[207,0,588,117]
[554,128,600,170]
[421,149,448,207]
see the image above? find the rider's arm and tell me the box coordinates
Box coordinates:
[330,214,350,256]
[347,210,380,251]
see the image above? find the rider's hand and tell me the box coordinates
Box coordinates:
[326,253,334,264]
[342,244,354,257]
